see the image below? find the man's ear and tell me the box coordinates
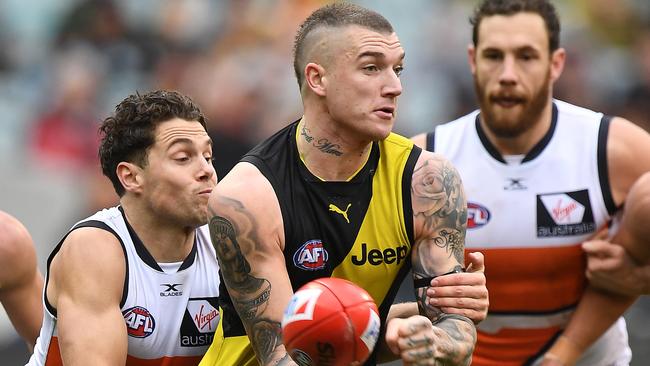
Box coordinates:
[116,162,144,194]
[550,47,566,83]
[305,62,327,97]
[468,44,477,76]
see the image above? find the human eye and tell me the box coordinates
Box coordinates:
[483,50,502,60]
[363,64,379,73]
[519,52,536,61]
[204,155,213,163]
[394,65,404,77]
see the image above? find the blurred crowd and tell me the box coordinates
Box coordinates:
[1,0,650,208]
[0,0,649,364]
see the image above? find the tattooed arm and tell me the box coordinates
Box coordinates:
[207,162,298,366]
[385,151,476,365]
[411,132,488,325]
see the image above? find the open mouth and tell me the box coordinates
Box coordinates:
[375,106,395,118]
[491,96,525,108]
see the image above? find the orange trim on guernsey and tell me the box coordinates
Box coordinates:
[45,337,202,366]
[472,327,562,366]
[470,244,586,312]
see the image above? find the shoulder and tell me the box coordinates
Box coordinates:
[0,211,37,288]
[411,133,427,149]
[606,116,650,204]
[51,226,126,285]
[413,150,458,175]
[411,150,465,226]
[208,162,283,248]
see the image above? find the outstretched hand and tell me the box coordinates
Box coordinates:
[426,252,489,323]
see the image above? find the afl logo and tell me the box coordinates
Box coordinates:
[467,202,490,229]
[293,240,329,271]
[123,306,155,338]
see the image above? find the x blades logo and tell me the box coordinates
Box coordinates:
[504,178,527,190]
[160,283,183,297]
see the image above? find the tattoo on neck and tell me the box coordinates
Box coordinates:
[314,138,343,156]
[300,123,344,156]
[301,124,314,143]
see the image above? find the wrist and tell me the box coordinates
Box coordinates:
[544,335,584,366]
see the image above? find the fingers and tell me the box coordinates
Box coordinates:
[582,239,620,256]
[384,318,405,355]
[466,251,485,273]
[430,272,485,287]
[392,316,437,365]
[397,316,431,337]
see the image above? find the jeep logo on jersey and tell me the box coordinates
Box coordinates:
[180,297,219,347]
[351,243,408,266]
[467,202,490,229]
[537,190,595,237]
[123,306,155,338]
[293,240,329,271]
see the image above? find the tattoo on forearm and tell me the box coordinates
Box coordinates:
[431,314,476,365]
[250,319,283,365]
[208,198,282,363]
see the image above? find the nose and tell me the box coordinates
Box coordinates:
[498,55,518,86]
[198,157,216,183]
[381,69,402,98]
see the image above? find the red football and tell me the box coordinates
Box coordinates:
[281,277,380,366]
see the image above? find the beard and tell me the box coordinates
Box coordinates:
[474,72,551,138]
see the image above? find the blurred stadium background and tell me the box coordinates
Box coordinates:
[0,0,648,364]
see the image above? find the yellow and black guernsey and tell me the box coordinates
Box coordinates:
[200,120,421,366]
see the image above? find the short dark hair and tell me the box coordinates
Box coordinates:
[99,90,207,196]
[292,2,394,89]
[470,0,561,52]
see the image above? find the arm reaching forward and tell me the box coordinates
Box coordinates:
[386,152,477,365]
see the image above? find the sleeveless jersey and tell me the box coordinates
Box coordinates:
[427,100,630,366]
[200,120,421,366]
[28,206,221,366]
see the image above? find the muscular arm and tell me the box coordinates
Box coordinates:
[0,212,43,349]
[49,228,127,365]
[208,163,297,366]
[544,117,650,365]
[411,133,489,324]
[389,152,476,365]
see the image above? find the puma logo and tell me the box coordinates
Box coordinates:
[328,203,351,224]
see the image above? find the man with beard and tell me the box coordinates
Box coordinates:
[411,0,650,365]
